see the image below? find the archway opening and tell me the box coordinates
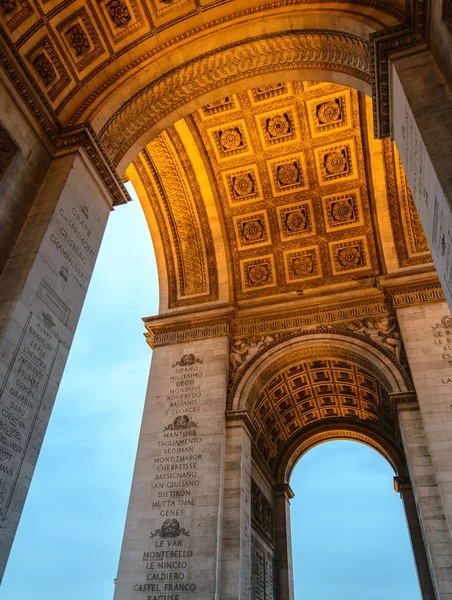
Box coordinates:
[290,440,421,599]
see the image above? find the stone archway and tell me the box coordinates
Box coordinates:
[1,0,452,593]
[227,334,434,599]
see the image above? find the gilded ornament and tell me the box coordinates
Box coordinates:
[105,0,131,27]
[33,53,56,86]
[243,220,264,242]
[0,0,16,14]
[205,97,230,109]
[292,256,314,277]
[66,24,90,56]
[285,210,307,232]
[331,200,354,222]
[277,162,299,186]
[220,127,242,150]
[337,246,361,268]
[324,150,347,175]
[317,99,341,124]
[248,264,270,286]
[266,114,290,138]
[257,84,282,93]
[233,174,254,197]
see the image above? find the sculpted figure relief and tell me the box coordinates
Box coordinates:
[230,335,280,374]
[345,316,403,360]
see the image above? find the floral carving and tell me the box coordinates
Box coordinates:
[285,210,307,233]
[331,199,354,222]
[33,53,56,86]
[292,255,314,277]
[66,24,90,56]
[337,246,362,269]
[243,219,264,242]
[266,113,290,138]
[324,150,347,175]
[277,162,299,186]
[317,99,341,124]
[106,0,131,27]
[0,0,16,14]
[233,174,254,197]
[248,263,270,286]
[220,127,242,150]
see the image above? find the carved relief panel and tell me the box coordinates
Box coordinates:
[251,538,275,600]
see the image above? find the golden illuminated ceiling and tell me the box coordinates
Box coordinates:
[128,80,432,311]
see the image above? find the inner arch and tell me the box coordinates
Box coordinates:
[289,440,422,599]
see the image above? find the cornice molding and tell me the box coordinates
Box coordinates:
[145,313,232,348]
[56,125,131,206]
[99,29,371,165]
[370,0,427,138]
[382,278,444,307]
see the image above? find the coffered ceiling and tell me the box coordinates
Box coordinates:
[128,80,432,311]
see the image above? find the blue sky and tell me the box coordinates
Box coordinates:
[0,185,421,599]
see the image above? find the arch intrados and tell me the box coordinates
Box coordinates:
[78,4,402,151]
[115,69,371,173]
[276,423,406,485]
[76,9,393,170]
[230,332,411,413]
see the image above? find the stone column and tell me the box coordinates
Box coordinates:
[394,473,437,600]
[397,301,452,535]
[274,483,295,600]
[396,394,452,599]
[113,320,231,600]
[220,415,252,600]
[391,52,452,309]
[0,148,115,579]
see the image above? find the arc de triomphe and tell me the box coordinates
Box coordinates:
[1,0,452,597]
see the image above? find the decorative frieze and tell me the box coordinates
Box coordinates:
[145,314,232,348]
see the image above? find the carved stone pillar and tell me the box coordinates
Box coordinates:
[393,471,437,600]
[113,314,231,600]
[396,391,452,598]
[274,483,295,600]
[220,415,252,600]
[0,148,116,580]
[391,51,452,310]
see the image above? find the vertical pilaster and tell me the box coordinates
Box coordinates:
[113,326,231,600]
[391,54,452,309]
[0,149,114,579]
[274,483,295,600]
[397,392,452,599]
[397,301,452,540]
[220,416,252,600]
[394,472,437,600]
